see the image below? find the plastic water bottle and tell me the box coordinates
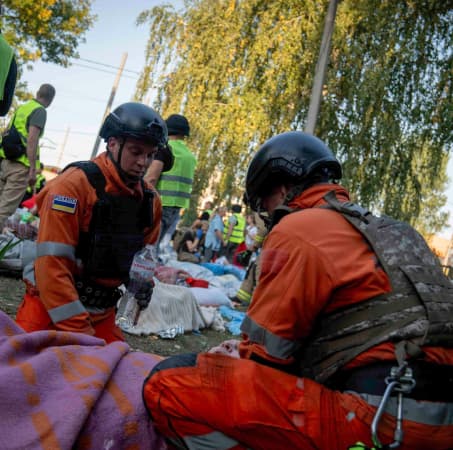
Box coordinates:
[116,244,159,331]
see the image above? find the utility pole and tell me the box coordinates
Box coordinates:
[305,0,339,135]
[90,52,128,159]
[56,126,70,168]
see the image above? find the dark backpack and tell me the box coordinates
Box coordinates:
[1,124,26,160]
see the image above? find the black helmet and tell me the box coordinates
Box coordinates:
[246,131,341,211]
[100,102,168,147]
[166,114,190,136]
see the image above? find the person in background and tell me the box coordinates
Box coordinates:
[195,219,209,255]
[222,203,246,263]
[21,161,46,203]
[16,102,167,343]
[244,213,257,250]
[231,211,267,305]
[202,206,227,262]
[145,114,197,251]
[143,131,453,449]
[0,83,55,229]
[198,200,213,221]
[175,226,201,264]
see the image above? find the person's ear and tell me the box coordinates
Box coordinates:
[107,136,117,152]
[282,184,296,198]
[279,184,290,198]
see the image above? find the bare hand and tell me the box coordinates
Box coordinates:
[208,339,240,358]
[28,168,36,187]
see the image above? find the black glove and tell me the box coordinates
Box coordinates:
[236,250,252,267]
[134,281,154,309]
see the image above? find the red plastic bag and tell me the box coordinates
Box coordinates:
[185,277,209,288]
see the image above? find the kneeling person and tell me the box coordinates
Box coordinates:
[143,131,453,449]
[16,103,171,343]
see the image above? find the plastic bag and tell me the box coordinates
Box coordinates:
[116,244,159,332]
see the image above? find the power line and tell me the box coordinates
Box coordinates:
[72,62,138,80]
[77,57,141,75]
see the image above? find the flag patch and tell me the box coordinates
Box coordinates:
[51,195,78,214]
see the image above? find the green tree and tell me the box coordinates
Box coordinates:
[320,0,452,230]
[135,0,452,234]
[1,0,95,68]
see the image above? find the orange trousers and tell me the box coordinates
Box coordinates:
[144,353,453,450]
[16,292,124,343]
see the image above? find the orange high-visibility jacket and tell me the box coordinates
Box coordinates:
[143,183,453,450]
[240,183,453,369]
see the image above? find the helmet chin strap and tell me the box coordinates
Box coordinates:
[262,205,294,231]
[257,184,304,231]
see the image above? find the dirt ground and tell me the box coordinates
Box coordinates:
[0,271,235,357]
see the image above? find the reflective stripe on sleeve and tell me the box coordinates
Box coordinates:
[23,261,35,285]
[236,289,251,303]
[240,315,301,359]
[48,299,86,323]
[182,431,246,450]
[37,241,76,260]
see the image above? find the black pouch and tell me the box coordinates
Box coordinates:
[1,124,26,159]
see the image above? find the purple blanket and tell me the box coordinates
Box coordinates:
[0,311,166,449]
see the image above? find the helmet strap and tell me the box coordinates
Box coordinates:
[258,183,304,231]
[107,138,140,185]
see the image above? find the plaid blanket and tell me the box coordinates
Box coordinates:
[0,311,165,449]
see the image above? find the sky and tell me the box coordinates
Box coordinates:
[18,0,453,239]
[21,0,183,168]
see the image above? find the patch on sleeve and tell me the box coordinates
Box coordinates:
[51,194,78,214]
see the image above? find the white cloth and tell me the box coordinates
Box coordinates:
[245,224,257,248]
[0,232,36,273]
[123,281,206,336]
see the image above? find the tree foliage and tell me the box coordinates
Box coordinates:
[0,0,95,107]
[1,0,95,67]
[135,0,452,234]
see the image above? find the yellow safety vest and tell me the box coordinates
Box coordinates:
[157,140,197,209]
[225,213,245,244]
[0,99,44,168]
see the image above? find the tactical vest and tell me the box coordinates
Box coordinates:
[157,139,196,209]
[299,190,453,383]
[225,213,246,244]
[66,161,154,280]
[0,99,44,168]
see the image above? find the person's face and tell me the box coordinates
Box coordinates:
[260,185,288,215]
[108,137,158,178]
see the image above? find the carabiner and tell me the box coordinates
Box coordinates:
[370,364,416,449]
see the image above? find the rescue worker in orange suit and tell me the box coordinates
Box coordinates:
[16,102,173,343]
[143,131,453,449]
